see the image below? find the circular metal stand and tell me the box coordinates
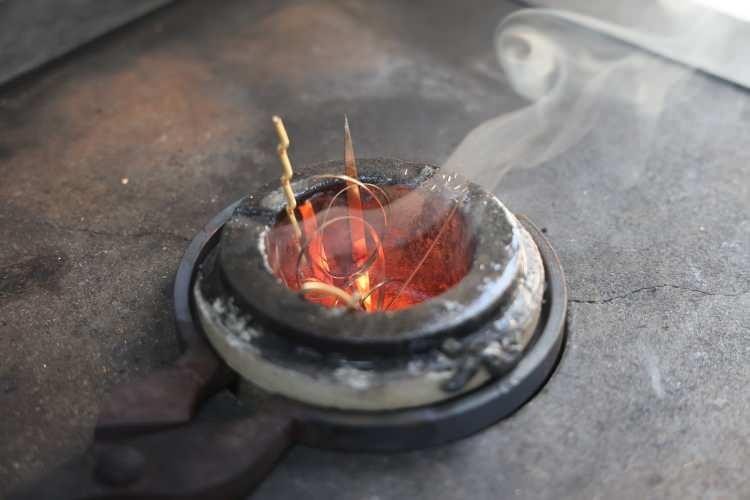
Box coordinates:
[174,199,567,452]
[10,194,569,500]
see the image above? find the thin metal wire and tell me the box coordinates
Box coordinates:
[358,278,402,310]
[295,214,385,288]
[271,118,471,311]
[322,182,391,229]
[384,201,459,311]
[311,174,390,228]
[300,280,360,310]
[293,178,389,289]
[290,174,467,312]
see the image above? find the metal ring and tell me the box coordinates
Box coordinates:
[174,200,567,452]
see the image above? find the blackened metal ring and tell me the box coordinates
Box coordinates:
[173,166,567,451]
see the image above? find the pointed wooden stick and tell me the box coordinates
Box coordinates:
[272,115,302,241]
[343,116,372,310]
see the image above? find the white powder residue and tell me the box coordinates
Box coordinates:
[333,366,374,391]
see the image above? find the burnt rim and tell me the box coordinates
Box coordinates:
[175,201,565,451]
[215,158,522,355]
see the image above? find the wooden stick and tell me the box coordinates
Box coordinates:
[343,116,372,310]
[272,116,302,240]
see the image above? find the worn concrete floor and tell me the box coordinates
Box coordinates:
[1,1,749,499]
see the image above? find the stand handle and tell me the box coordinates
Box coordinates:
[10,410,295,500]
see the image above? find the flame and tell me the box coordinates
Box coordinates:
[298,201,330,281]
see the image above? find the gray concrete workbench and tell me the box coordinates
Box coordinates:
[1,1,749,498]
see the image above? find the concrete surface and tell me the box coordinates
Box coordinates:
[1,0,749,499]
[0,0,173,86]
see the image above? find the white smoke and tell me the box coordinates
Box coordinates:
[443,3,747,191]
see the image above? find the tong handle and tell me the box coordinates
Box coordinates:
[10,411,295,500]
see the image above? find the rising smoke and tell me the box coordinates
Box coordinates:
[443,2,748,191]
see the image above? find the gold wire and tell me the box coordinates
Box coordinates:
[300,280,360,310]
[289,164,467,312]
[294,214,385,287]
[384,201,459,310]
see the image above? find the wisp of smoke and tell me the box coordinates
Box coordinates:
[443,2,747,192]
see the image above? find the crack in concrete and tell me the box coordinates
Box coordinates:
[570,284,750,304]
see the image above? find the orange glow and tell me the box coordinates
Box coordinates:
[298,201,329,279]
[344,119,372,310]
[266,184,474,312]
[345,180,372,309]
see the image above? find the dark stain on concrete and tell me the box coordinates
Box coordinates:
[0,371,18,395]
[0,253,68,299]
[0,142,12,161]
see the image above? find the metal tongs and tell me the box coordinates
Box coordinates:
[10,202,296,500]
